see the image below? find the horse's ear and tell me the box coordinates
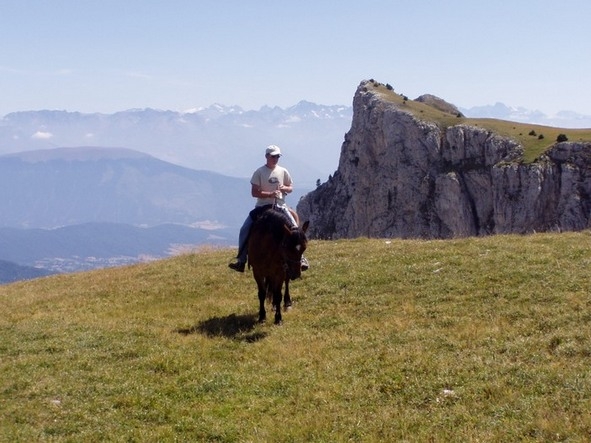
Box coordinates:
[302,220,309,233]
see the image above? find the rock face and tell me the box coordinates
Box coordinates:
[297,81,591,239]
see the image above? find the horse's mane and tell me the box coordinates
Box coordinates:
[256,208,296,241]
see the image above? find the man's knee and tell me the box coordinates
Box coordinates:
[288,208,300,226]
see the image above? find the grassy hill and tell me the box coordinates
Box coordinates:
[1,233,591,441]
[370,82,591,163]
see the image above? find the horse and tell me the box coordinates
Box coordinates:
[247,207,309,325]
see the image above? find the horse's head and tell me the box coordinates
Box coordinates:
[282,220,309,280]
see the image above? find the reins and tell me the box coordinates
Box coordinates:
[280,226,303,271]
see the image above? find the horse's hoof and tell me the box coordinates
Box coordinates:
[258,317,266,324]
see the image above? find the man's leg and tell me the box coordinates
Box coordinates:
[229,215,253,272]
[279,205,298,228]
[279,205,309,271]
[288,207,300,226]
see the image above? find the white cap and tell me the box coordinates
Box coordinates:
[265,145,281,156]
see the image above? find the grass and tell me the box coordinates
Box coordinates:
[1,232,591,441]
[369,82,591,162]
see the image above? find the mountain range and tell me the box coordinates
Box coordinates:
[2,101,588,190]
[0,98,589,283]
[459,102,591,128]
[0,147,252,281]
[0,102,353,189]
[0,146,255,229]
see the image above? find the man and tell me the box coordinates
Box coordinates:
[228,144,308,272]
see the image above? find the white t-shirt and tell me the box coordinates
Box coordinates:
[251,164,293,207]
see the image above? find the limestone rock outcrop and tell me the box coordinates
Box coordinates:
[297,80,591,239]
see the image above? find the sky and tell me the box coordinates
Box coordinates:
[1,0,590,118]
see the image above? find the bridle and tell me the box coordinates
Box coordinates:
[280,226,305,273]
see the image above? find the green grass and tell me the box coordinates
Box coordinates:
[369,82,591,162]
[2,233,591,442]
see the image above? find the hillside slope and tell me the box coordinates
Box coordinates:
[1,233,590,441]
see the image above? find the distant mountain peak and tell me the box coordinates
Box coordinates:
[460,102,590,128]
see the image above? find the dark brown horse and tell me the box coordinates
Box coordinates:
[247,207,309,325]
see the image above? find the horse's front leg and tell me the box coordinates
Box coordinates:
[255,276,266,323]
[283,278,292,310]
[273,286,283,325]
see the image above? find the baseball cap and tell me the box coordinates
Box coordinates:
[265,145,281,156]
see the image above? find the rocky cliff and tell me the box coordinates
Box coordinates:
[297,80,591,239]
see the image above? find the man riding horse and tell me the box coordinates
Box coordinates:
[228,144,309,272]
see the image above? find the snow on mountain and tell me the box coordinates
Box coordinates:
[460,102,591,128]
[0,102,353,188]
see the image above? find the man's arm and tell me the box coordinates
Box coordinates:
[251,183,280,199]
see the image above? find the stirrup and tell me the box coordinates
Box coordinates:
[301,256,309,271]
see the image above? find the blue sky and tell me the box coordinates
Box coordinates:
[1,0,590,117]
